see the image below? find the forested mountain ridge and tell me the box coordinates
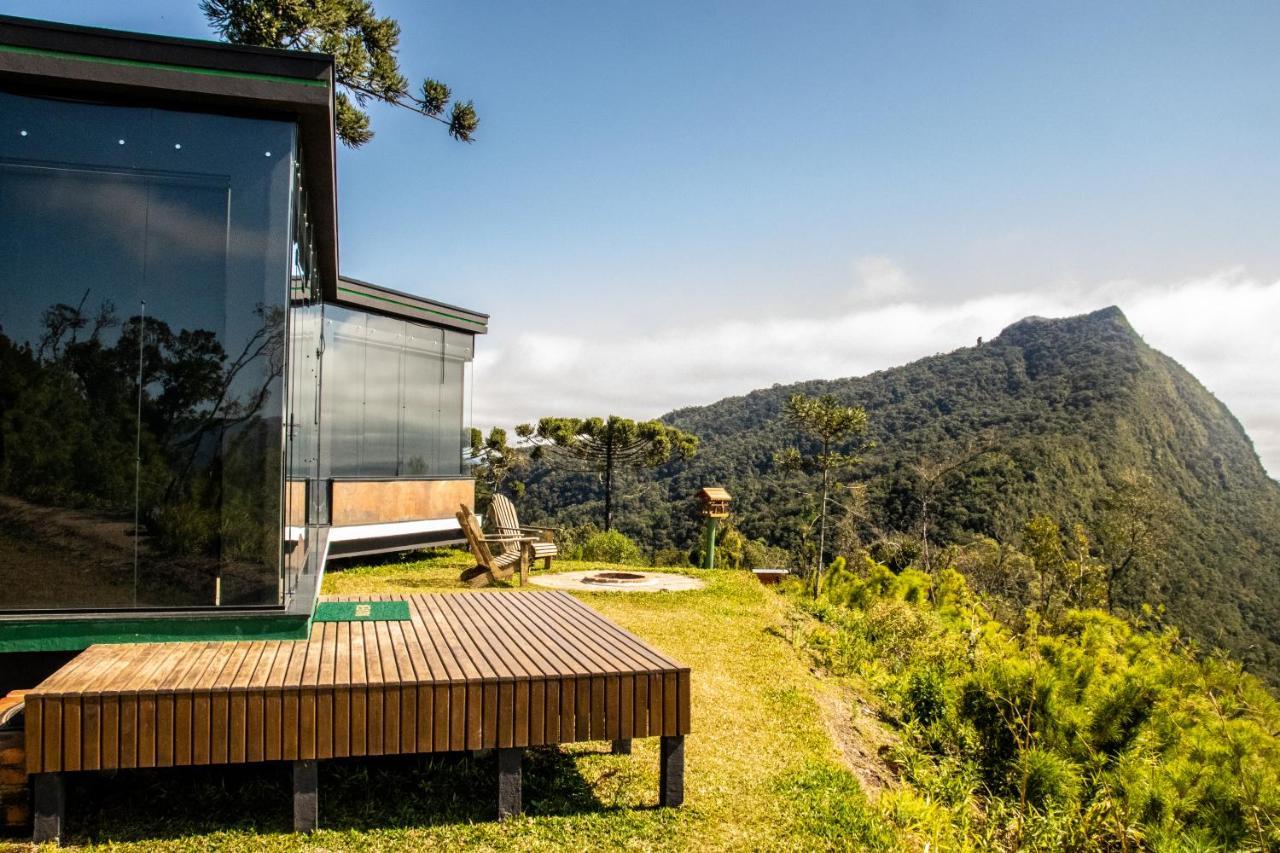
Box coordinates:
[518,307,1280,681]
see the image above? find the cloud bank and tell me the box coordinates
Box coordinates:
[474,265,1280,477]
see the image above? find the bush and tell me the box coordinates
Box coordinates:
[1013,747,1082,810]
[578,530,643,565]
[905,665,948,725]
[742,537,791,569]
[653,547,692,567]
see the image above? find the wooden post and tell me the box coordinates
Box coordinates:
[32,772,64,845]
[293,760,319,833]
[611,739,632,755]
[497,747,522,819]
[659,735,684,807]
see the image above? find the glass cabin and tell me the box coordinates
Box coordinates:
[0,15,487,659]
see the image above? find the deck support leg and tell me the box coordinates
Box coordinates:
[497,747,522,819]
[293,760,319,833]
[611,739,632,755]
[659,735,685,808]
[32,772,65,846]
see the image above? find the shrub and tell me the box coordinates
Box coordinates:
[578,530,643,565]
[905,665,948,725]
[653,547,692,567]
[742,537,791,569]
[1013,747,1082,810]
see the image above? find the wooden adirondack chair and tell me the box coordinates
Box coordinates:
[489,493,560,571]
[456,505,532,587]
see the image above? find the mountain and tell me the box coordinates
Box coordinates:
[519,307,1280,682]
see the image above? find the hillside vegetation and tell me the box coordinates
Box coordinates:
[45,555,1280,851]
[519,308,1280,684]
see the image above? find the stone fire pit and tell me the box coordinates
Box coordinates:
[528,570,705,593]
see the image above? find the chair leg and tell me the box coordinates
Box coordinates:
[32,772,65,846]
[660,735,685,807]
[293,760,319,833]
[544,556,552,571]
[497,747,522,819]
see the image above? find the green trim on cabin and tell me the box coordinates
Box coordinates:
[337,285,487,328]
[0,612,312,653]
[0,43,328,87]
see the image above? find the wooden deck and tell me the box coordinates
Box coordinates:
[21,591,690,840]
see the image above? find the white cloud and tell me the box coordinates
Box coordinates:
[851,255,916,303]
[473,268,1280,477]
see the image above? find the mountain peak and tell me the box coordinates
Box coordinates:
[990,306,1139,355]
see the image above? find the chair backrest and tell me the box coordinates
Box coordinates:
[490,493,521,534]
[456,505,494,568]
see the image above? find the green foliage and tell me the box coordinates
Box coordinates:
[467,426,527,510]
[576,529,643,565]
[775,393,870,584]
[515,306,1280,684]
[516,415,697,531]
[201,0,479,146]
[789,545,1280,851]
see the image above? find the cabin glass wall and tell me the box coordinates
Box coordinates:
[283,155,324,597]
[0,91,295,611]
[321,306,471,478]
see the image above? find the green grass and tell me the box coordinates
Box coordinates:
[16,553,892,851]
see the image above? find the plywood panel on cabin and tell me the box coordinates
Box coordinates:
[330,479,475,526]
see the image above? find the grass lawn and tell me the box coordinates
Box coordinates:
[16,553,893,851]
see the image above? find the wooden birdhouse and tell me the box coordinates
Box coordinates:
[697,487,732,518]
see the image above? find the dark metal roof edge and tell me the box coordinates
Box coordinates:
[335,275,490,333]
[0,15,341,307]
[0,14,334,77]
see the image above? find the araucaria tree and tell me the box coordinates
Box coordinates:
[775,394,869,586]
[467,426,527,507]
[201,0,479,147]
[516,417,697,531]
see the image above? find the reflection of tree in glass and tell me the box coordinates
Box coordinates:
[0,294,284,601]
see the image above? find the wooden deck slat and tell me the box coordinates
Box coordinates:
[25,591,690,772]
[332,621,351,758]
[445,594,523,749]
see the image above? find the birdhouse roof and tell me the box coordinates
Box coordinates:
[698,487,732,501]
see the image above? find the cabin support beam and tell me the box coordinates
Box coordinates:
[32,772,64,845]
[293,760,319,833]
[497,748,522,819]
[660,735,684,807]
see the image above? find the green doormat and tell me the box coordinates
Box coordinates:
[313,601,411,622]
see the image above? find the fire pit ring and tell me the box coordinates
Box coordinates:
[583,571,648,585]
[528,570,706,593]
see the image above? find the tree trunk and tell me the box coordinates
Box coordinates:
[920,492,931,572]
[603,432,614,531]
[816,464,829,595]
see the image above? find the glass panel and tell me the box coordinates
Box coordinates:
[319,308,474,480]
[402,325,444,475]
[323,307,367,477]
[283,156,324,597]
[0,91,295,611]
[439,331,474,477]
[362,315,404,476]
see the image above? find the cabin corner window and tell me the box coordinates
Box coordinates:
[322,307,475,479]
[0,91,296,611]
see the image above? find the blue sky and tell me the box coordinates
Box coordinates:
[6,1,1280,471]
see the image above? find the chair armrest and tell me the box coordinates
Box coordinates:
[481,532,537,544]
